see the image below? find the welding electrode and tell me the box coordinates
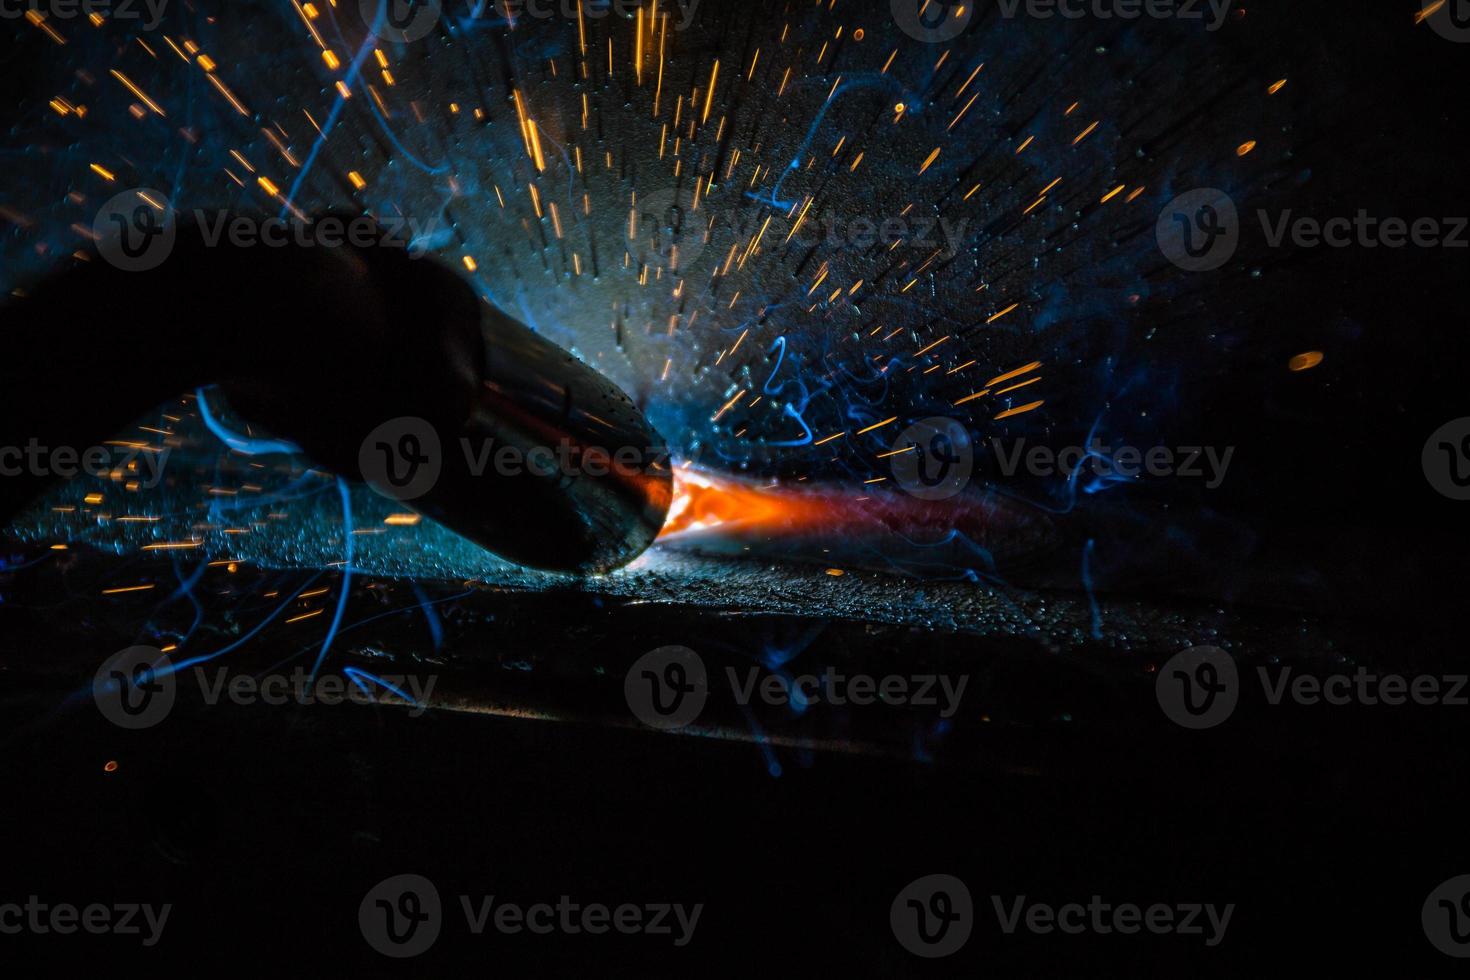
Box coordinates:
[0,215,672,574]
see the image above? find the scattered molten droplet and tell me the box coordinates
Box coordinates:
[1289,351,1324,372]
[103,760,118,773]
[825,568,845,577]
[1237,140,1258,157]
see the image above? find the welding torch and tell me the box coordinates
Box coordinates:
[0,212,672,574]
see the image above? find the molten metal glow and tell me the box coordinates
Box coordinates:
[660,466,837,539]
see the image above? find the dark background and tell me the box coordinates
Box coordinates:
[3,0,1470,975]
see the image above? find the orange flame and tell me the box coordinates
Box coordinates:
[660,467,836,539]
